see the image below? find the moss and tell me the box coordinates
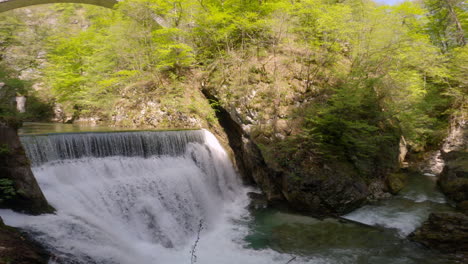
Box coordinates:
[0,179,16,204]
[442,178,468,200]
[0,116,22,130]
[386,173,407,194]
[0,144,11,156]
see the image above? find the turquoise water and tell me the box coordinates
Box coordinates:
[245,172,456,264]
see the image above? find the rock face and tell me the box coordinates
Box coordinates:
[0,217,49,264]
[15,96,26,113]
[202,88,397,216]
[442,118,468,153]
[281,161,370,215]
[410,119,468,260]
[437,116,468,211]
[410,212,468,259]
[202,89,284,202]
[0,117,54,215]
[439,151,468,210]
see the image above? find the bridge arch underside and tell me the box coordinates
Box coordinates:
[0,0,117,13]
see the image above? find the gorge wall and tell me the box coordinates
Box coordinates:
[0,117,53,214]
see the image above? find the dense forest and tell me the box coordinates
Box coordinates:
[0,0,466,178]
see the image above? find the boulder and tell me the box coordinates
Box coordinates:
[386,172,407,194]
[247,192,268,210]
[281,161,369,216]
[410,212,468,259]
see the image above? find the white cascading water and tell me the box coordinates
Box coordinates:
[0,130,300,264]
[344,173,449,237]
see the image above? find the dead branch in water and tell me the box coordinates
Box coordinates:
[190,219,204,264]
[285,256,297,264]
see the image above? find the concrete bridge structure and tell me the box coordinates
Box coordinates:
[0,0,118,13]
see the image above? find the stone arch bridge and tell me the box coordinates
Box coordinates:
[0,0,118,13]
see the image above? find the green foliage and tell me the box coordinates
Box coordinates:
[0,179,16,203]
[0,144,11,156]
[424,0,467,51]
[300,81,397,162]
[192,1,274,59]
[1,0,466,159]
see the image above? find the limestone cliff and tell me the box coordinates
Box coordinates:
[438,117,468,211]
[201,84,399,216]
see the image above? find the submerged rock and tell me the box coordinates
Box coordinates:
[247,192,269,210]
[410,212,468,260]
[0,118,54,215]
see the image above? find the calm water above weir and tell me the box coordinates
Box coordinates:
[0,123,456,264]
[18,122,191,135]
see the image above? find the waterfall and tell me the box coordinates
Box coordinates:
[0,130,295,264]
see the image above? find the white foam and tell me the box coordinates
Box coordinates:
[343,205,430,237]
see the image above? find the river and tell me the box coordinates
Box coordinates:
[0,123,456,264]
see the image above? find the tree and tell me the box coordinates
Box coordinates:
[425,0,467,51]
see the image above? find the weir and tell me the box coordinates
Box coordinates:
[3,129,296,264]
[20,130,206,166]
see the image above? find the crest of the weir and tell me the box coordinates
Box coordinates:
[0,0,118,13]
[20,130,206,166]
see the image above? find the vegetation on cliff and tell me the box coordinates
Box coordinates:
[0,0,466,212]
[0,0,465,140]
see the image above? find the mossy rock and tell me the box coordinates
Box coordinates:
[409,212,468,259]
[458,201,468,215]
[0,222,49,264]
[0,116,22,130]
[386,173,407,194]
[439,151,468,206]
[440,178,468,202]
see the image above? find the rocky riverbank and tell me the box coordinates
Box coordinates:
[410,150,468,261]
[0,217,49,264]
[0,117,52,264]
[410,212,468,261]
[439,151,468,212]
[410,120,468,261]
